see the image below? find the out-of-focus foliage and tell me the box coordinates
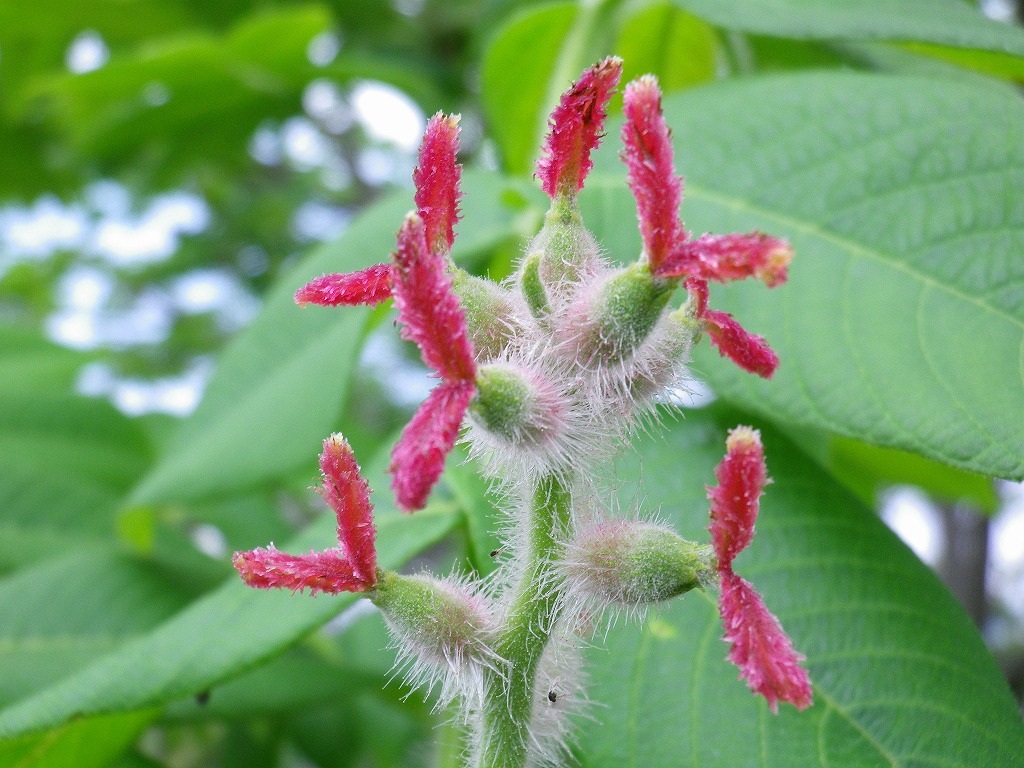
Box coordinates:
[1,1,1023,766]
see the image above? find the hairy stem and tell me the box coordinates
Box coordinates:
[477,474,573,768]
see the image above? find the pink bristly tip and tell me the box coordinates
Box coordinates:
[390,379,476,512]
[719,570,814,713]
[537,57,622,199]
[414,112,462,253]
[233,546,373,595]
[392,213,477,382]
[657,233,792,287]
[708,426,767,571]
[685,278,779,379]
[318,434,377,582]
[295,264,394,307]
[704,310,780,379]
[621,74,686,272]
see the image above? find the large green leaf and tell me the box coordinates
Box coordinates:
[0,504,459,740]
[673,0,1024,56]
[586,71,1024,480]
[131,171,535,505]
[578,406,1024,767]
[0,710,157,768]
[0,548,197,708]
[0,392,151,569]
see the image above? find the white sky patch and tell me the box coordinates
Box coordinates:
[282,116,333,171]
[66,30,109,74]
[303,79,353,135]
[78,357,213,416]
[0,196,88,260]
[170,268,261,332]
[48,286,173,350]
[249,125,282,166]
[880,486,945,567]
[350,81,425,152]
[990,481,1024,623]
[59,265,113,311]
[981,0,1016,22]
[190,523,229,559]
[142,81,170,107]
[306,30,342,67]
[292,201,350,242]
[90,190,209,266]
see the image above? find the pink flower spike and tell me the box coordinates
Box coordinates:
[685,278,780,379]
[537,57,622,199]
[414,112,462,254]
[657,233,792,287]
[318,434,377,582]
[719,570,813,713]
[621,75,686,272]
[708,426,768,571]
[704,310,780,379]
[390,379,476,512]
[295,264,394,307]
[233,546,371,595]
[392,213,476,382]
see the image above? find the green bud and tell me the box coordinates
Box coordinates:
[469,363,562,447]
[590,264,674,360]
[566,521,715,606]
[451,269,521,361]
[520,251,549,319]
[372,571,495,668]
[523,197,601,302]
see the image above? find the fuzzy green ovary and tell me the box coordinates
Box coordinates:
[529,195,601,296]
[451,270,520,362]
[470,365,537,442]
[589,264,675,363]
[616,532,713,604]
[372,572,488,654]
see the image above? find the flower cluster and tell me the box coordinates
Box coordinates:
[235,57,811,768]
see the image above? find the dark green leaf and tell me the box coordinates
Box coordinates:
[0,504,459,739]
[672,0,1024,56]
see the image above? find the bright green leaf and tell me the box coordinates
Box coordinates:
[0,548,198,708]
[482,2,578,174]
[615,3,719,95]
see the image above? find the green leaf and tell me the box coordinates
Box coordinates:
[818,435,999,514]
[0,710,156,768]
[0,326,88,394]
[20,6,331,182]
[0,504,459,740]
[588,71,1024,480]
[579,405,1024,767]
[131,172,537,506]
[672,0,1024,56]
[615,3,719,94]
[481,2,578,174]
[900,41,1024,82]
[0,393,151,569]
[0,548,198,708]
